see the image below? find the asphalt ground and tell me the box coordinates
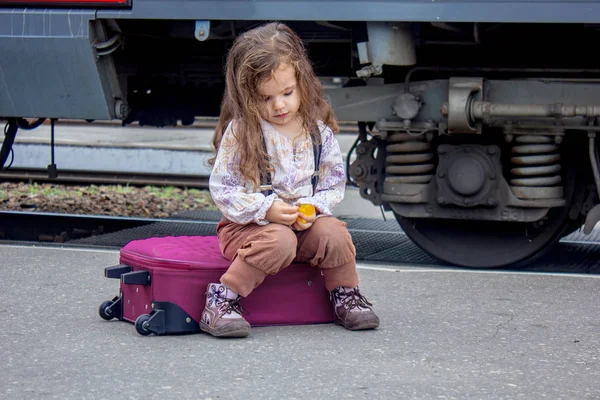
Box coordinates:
[1,244,599,399]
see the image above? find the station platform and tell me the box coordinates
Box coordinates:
[1,243,598,399]
[7,120,360,177]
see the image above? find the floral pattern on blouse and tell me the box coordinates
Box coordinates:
[209,119,346,225]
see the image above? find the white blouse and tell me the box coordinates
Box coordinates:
[209,120,346,225]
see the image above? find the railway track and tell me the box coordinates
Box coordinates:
[0,168,210,188]
[2,117,600,274]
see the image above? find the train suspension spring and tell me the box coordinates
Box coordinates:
[385,132,435,184]
[510,134,563,200]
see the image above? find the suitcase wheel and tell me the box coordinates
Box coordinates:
[135,314,153,336]
[98,300,115,321]
[98,296,123,321]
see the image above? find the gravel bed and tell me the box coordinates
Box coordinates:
[0,182,217,218]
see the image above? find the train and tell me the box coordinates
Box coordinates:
[3,0,600,267]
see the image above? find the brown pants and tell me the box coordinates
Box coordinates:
[217,216,359,297]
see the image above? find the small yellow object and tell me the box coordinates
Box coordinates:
[297,204,316,224]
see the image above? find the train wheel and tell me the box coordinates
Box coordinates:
[396,213,571,268]
[394,164,582,268]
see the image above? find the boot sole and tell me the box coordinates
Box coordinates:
[334,318,379,331]
[200,321,251,338]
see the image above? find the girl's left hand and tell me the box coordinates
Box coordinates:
[292,211,316,231]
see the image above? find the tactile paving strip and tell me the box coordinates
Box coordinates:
[562,228,600,243]
[169,209,222,221]
[524,242,600,274]
[71,221,218,247]
[344,218,405,232]
[71,216,416,262]
[70,210,600,273]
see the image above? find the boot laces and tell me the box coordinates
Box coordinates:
[335,288,373,311]
[205,285,249,316]
[220,297,248,316]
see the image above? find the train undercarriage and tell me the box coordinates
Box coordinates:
[3,17,600,267]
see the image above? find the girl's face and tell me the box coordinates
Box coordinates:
[258,63,301,131]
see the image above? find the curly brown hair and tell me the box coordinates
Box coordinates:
[210,22,339,188]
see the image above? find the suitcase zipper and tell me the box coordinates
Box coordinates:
[120,250,227,271]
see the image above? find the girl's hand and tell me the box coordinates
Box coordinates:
[292,210,316,231]
[266,201,298,226]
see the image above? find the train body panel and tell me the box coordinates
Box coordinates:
[105,0,600,24]
[2,1,600,23]
[0,9,124,119]
[3,0,600,267]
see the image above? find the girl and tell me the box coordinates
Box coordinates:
[204,22,379,338]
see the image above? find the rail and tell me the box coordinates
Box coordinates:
[0,168,210,188]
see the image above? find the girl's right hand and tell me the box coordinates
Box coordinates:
[266,201,299,226]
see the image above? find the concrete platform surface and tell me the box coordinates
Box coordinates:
[11,122,359,152]
[1,245,599,399]
[9,124,360,176]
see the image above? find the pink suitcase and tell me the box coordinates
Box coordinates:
[98,235,334,335]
